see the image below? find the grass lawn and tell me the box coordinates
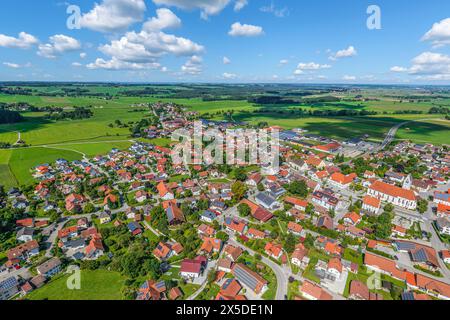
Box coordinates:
[26,270,126,300]
[9,147,82,186]
[343,248,364,266]
[181,283,201,299]
[58,141,133,157]
[396,119,450,145]
[287,280,301,300]
[194,284,220,300]
[0,149,17,189]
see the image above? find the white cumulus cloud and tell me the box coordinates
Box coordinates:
[181,55,203,75]
[390,66,408,73]
[234,0,248,12]
[329,46,357,60]
[89,9,204,71]
[0,32,38,49]
[153,0,232,19]
[223,72,237,79]
[37,35,81,59]
[228,22,264,37]
[422,18,450,48]
[143,8,181,32]
[80,0,147,33]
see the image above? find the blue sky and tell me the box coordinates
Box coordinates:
[0,0,450,84]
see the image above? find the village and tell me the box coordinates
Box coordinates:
[1,102,450,301]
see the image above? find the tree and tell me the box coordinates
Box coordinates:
[232,181,247,201]
[417,199,428,214]
[287,180,308,198]
[284,233,296,254]
[305,203,315,216]
[233,167,247,182]
[237,203,251,217]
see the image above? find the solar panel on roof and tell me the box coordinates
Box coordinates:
[401,292,415,301]
[411,248,428,262]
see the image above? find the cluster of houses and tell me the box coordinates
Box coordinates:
[1,106,449,301]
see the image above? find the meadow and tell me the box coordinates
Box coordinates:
[0,85,448,190]
[26,270,126,300]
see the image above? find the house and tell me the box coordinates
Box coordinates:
[343,212,361,226]
[232,263,268,294]
[255,192,280,211]
[153,242,174,261]
[199,237,223,255]
[287,221,303,236]
[436,217,450,236]
[200,210,216,223]
[288,157,308,172]
[7,240,40,262]
[36,257,62,277]
[367,181,417,210]
[441,250,450,264]
[65,193,85,212]
[240,199,273,222]
[264,242,283,260]
[169,287,183,300]
[300,281,332,300]
[391,225,407,237]
[157,182,174,200]
[434,190,450,207]
[198,224,216,238]
[127,221,142,236]
[165,202,185,225]
[349,280,383,300]
[328,172,357,189]
[136,280,166,301]
[224,218,247,235]
[364,252,407,281]
[247,172,263,187]
[327,258,343,280]
[99,212,111,224]
[362,195,381,215]
[437,203,450,218]
[16,228,34,242]
[0,277,19,301]
[135,190,148,203]
[244,227,264,239]
[180,256,207,279]
[306,156,325,169]
[312,190,339,211]
[284,196,308,211]
[217,258,233,273]
[85,236,104,259]
[218,278,242,300]
[293,243,310,266]
[58,225,79,241]
[414,273,450,300]
[224,245,243,262]
[317,215,334,230]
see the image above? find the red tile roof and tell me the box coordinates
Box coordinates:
[369,181,416,201]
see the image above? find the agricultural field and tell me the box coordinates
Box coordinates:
[0,84,449,191]
[26,270,127,300]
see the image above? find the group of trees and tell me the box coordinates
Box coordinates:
[45,107,93,121]
[0,109,23,124]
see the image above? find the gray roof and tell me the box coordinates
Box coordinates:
[37,257,62,275]
[0,277,18,292]
[255,192,277,207]
[17,227,34,237]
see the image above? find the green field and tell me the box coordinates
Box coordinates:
[26,270,126,300]
[8,147,82,186]
[0,86,449,191]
